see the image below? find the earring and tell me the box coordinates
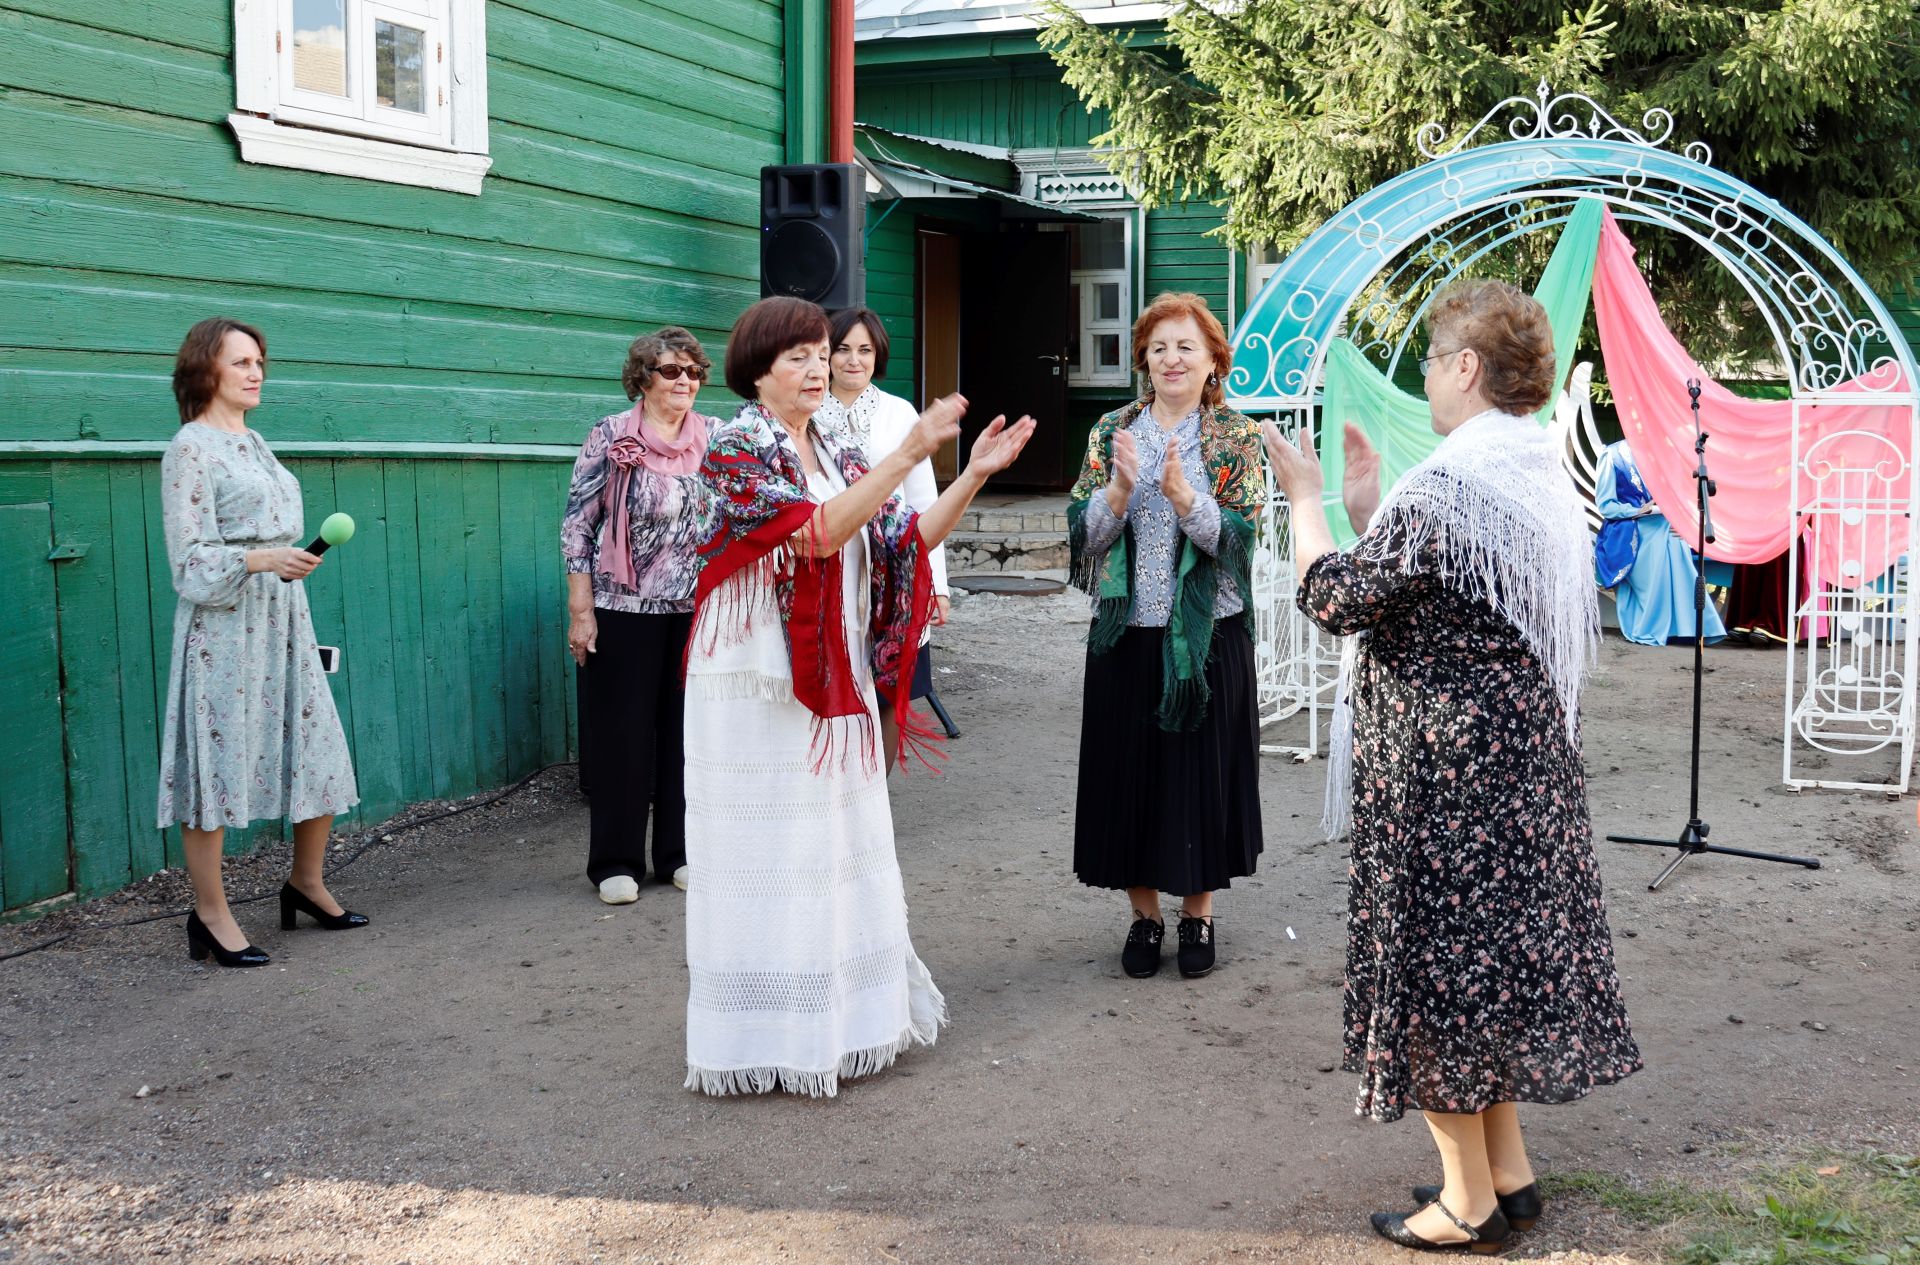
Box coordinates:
[1208,373,1218,386]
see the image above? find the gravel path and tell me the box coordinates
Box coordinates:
[3,589,1915,1263]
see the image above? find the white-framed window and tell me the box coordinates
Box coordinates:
[1247,241,1284,305]
[1062,214,1133,388]
[228,0,491,195]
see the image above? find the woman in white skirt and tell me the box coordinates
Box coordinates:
[683,297,1033,1096]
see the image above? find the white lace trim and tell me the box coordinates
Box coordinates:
[1323,409,1598,839]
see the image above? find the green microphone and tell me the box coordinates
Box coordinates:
[282,512,355,581]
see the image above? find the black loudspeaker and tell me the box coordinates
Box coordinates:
[760,163,865,309]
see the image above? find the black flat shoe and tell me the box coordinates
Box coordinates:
[1411,1182,1541,1232]
[1371,1199,1509,1255]
[186,911,270,967]
[1121,915,1164,978]
[1176,915,1215,978]
[279,883,370,931]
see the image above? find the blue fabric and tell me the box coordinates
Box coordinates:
[1593,454,1645,588]
[1594,441,1727,646]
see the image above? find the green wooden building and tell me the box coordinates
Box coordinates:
[852,0,1254,489]
[0,0,829,914]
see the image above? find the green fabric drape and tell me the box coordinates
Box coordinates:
[1316,198,1604,545]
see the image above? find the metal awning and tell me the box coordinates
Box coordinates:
[855,124,1104,221]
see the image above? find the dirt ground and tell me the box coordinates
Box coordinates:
[3,588,1917,1265]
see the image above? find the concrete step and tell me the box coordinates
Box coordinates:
[945,530,1069,574]
[957,508,1069,534]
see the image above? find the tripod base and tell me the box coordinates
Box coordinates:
[1607,821,1821,891]
[924,684,961,740]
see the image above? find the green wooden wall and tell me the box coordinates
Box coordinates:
[0,0,823,913]
[865,204,919,406]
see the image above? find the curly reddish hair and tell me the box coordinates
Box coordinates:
[1131,292,1233,409]
[1425,279,1558,414]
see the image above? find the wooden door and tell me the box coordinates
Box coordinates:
[0,504,72,910]
[960,228,1071,489]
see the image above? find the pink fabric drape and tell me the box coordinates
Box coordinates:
[1592,209,1910,590]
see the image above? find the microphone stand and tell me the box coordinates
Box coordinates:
[1606,379,1822,890]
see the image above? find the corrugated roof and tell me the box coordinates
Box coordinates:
[854,0,1167,41]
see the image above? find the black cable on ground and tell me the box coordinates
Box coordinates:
[0,761,577,964]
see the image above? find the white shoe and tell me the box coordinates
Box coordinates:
[671,865,689,892]
[597,875,639,905]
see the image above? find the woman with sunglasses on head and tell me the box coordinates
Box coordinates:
[561,327,721,905]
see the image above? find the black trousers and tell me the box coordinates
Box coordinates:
[579,608,692,885]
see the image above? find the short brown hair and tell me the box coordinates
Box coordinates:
[622,326,711,400]
[827,306,890,379]
[1131,292,1233,409]
[724,297,831,400]
[1426,280,1558,414]
[172,317,266,424]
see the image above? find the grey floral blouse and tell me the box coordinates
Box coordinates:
[1076,405,1241,626]
[560,410,720,614]
[156,424,359,830]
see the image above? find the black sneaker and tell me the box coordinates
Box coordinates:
[1176,915,1215,978]
[1121,916,1165,978]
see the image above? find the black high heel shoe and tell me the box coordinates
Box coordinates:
[279,883,369,931]
[1411,1182,1541,1232]
[1370,1199,1509,1255]
[186,911,270,967]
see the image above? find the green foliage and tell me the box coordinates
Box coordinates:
[1038,0,1920,368]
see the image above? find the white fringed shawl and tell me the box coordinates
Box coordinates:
[1322,408,1598,839]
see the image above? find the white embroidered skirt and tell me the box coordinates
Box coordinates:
[682,678,946,1097]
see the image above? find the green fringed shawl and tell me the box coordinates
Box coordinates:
[1067,399,1264,732]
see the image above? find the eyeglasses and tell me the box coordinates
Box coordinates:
[652,364,704,381]
[1418,347,1464,374]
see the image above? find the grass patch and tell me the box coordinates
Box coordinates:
[1543,1170,1720,1227]
[1547,1152,1920,1264]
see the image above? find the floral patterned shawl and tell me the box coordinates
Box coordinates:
[692,402,939,770]
[1066,397,1265,731]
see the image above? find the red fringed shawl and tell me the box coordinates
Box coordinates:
[690,404,942,772]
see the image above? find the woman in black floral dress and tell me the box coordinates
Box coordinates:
[1263,280,1641,1254]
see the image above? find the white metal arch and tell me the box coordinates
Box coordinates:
[1229,83,1920,792]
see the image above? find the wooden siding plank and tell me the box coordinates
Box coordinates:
[379,460,435,805]
[7,1,230,55]
[331,460,403,823]
[0,10,229,122]
[48,465,131,896]
[0,178,753,329]
[291,459,359,826]
[0,462,53,504]
[415,462,477,799]
[532,463,568,766]
[497,462,543,779]
[491,122,761,229]
[0,502,72,909]
[0,269,707,392]
[489,65,781,182]
[105,463,164,878]
[0,354,626,447]
[0,96,762,280]
[510,0,787,79]
[487,5,781,126]
[140,460,182,869]
[463,463,510,791]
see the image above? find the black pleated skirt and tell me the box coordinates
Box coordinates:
[1072,616,1264,895]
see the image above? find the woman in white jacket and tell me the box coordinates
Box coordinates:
[818,307,951,768]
